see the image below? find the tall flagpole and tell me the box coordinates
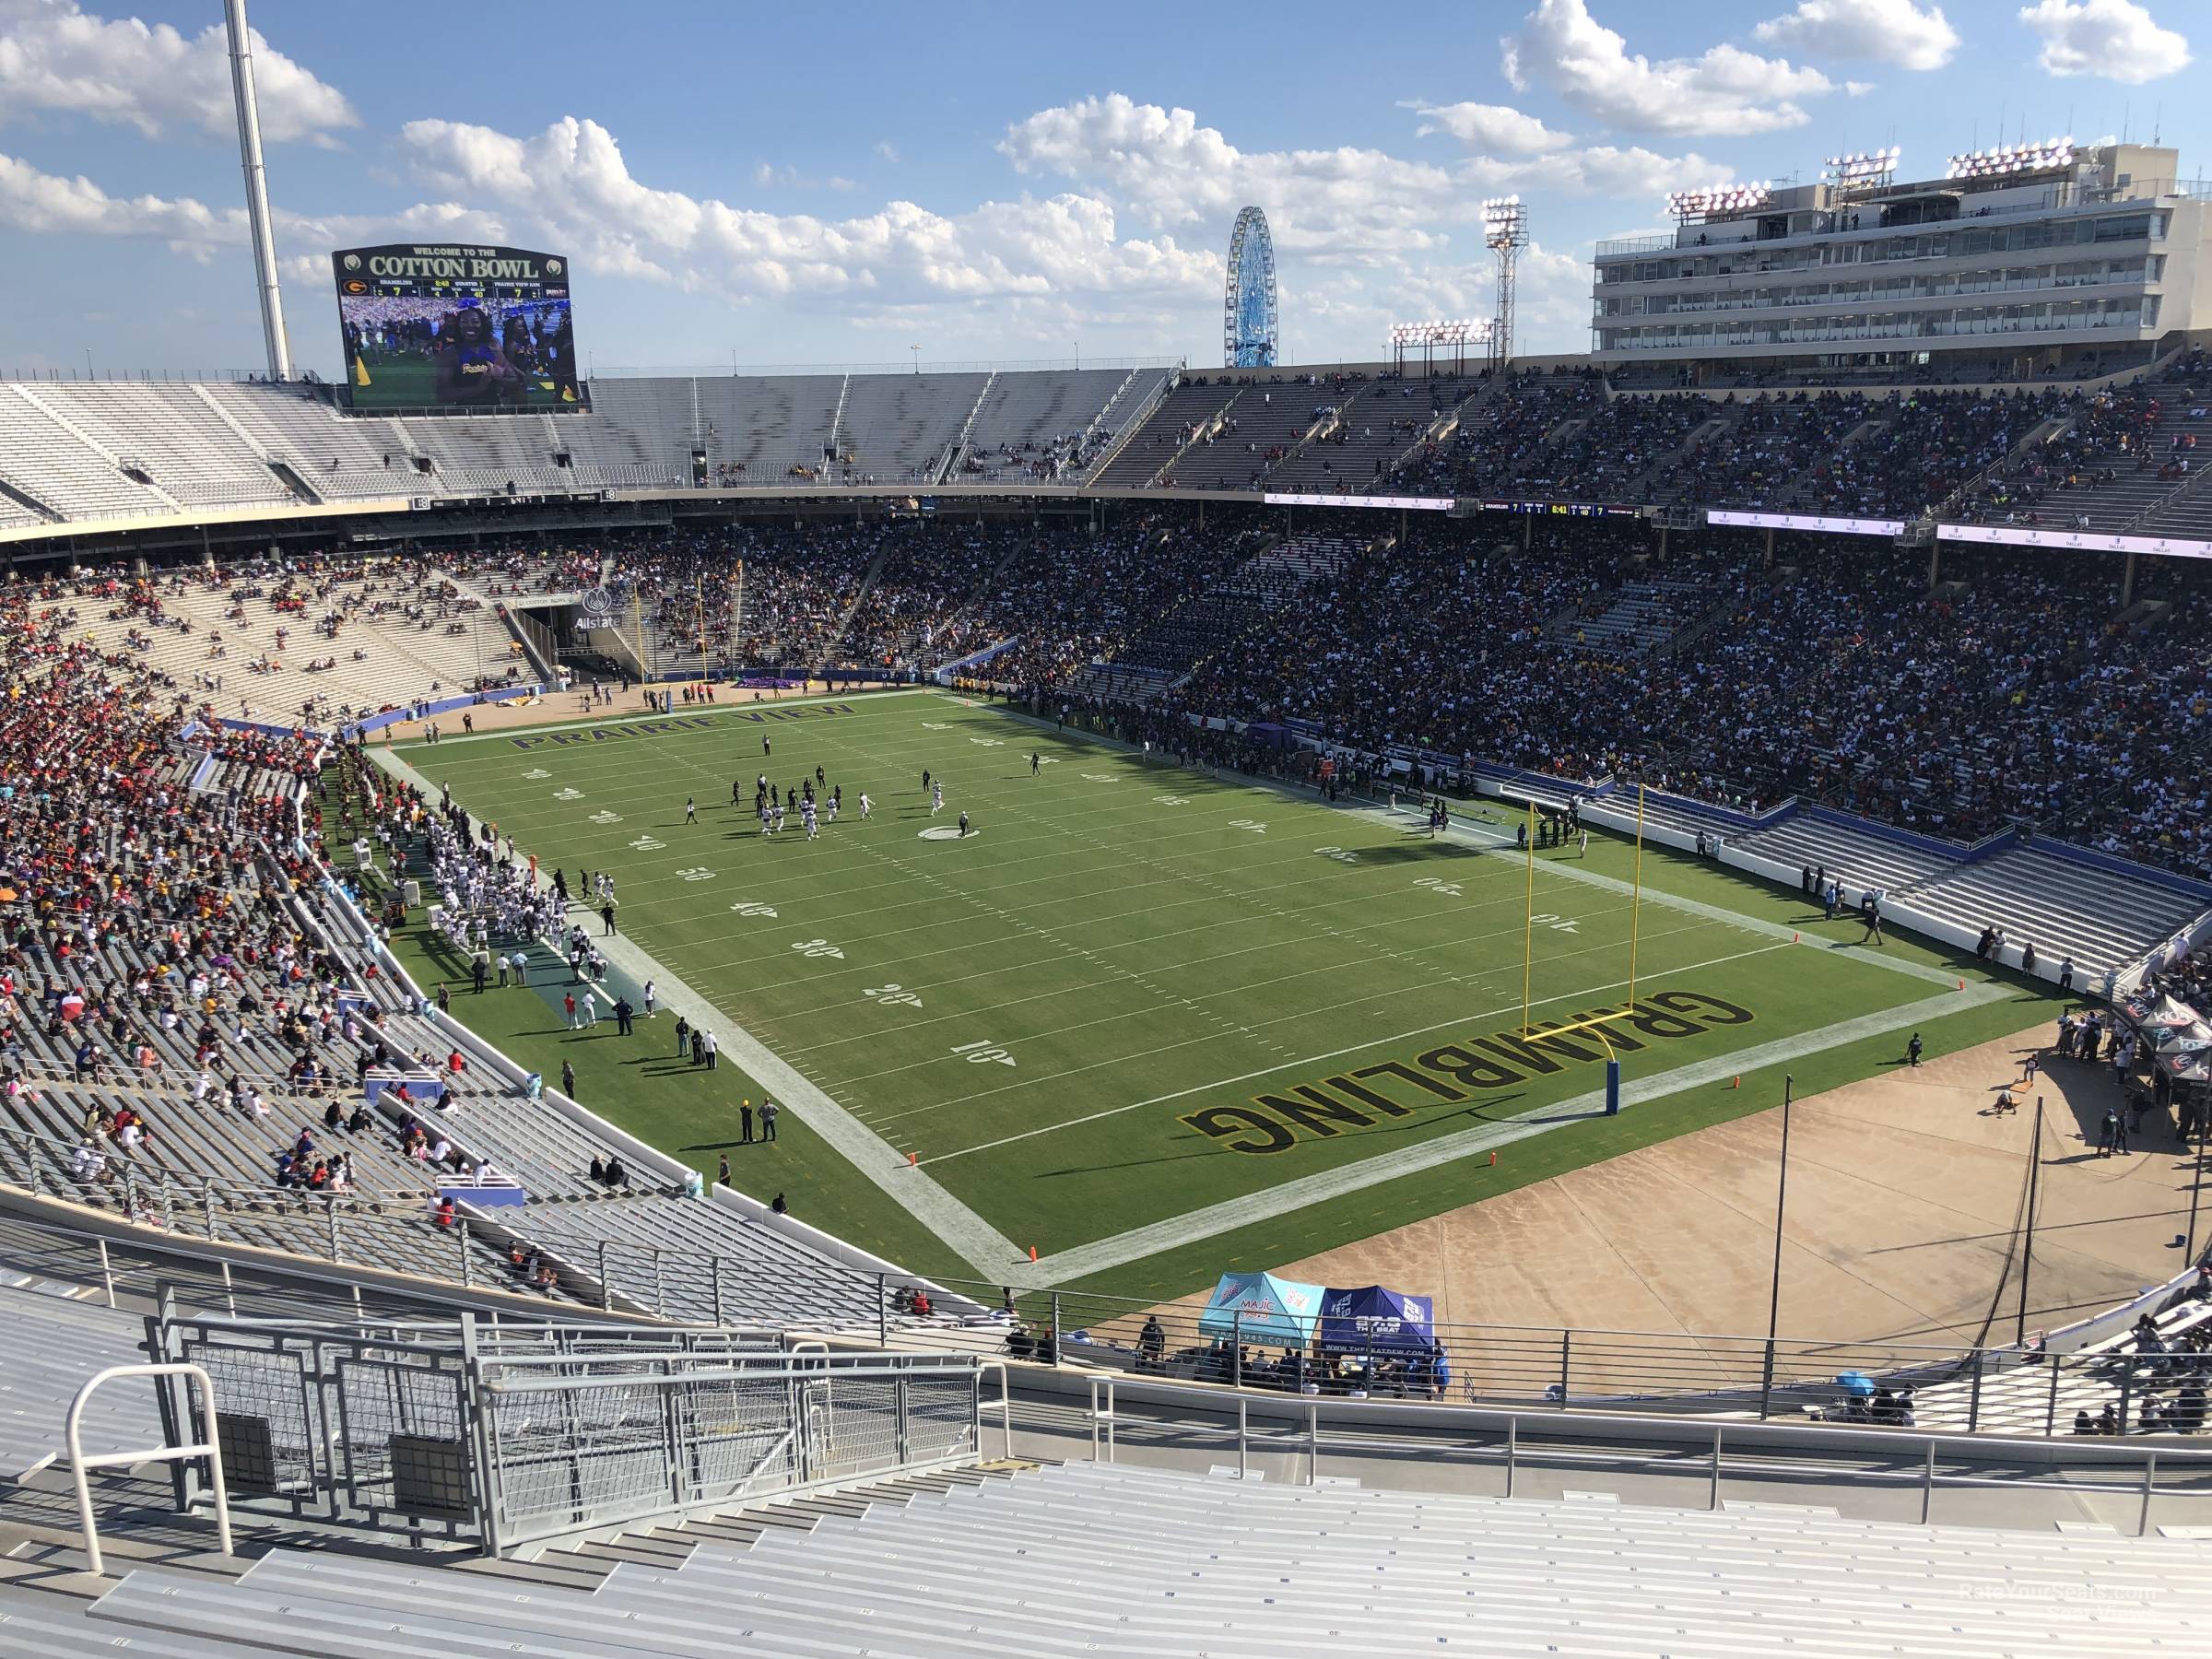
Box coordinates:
[224,0,290,381]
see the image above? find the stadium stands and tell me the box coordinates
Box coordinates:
[2,355,2198,537]
[1087,379,1243,488]
[18,1460,2209,1655]
[953,366,1144,482]
[831,373,990,483]
[0,385,182,523]
[0,1277,159,1481]
[54,556,530,727]
[195,382,418,502]
[697,374,844,483]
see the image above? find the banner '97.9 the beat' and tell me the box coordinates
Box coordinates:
[332,245,582,410]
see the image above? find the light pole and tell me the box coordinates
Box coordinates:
[1767,1075,1794,1347]
[2017,1095,2045,1347]
[84,347,93,381]
[1756,1074,1795,1418]
[2185,1097,2209,1264]
[910,345,920,376]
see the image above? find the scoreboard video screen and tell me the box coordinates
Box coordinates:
[333,244,582,410]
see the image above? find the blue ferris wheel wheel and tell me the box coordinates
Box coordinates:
[1223,206,1278,369]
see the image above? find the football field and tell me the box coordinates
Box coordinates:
[384,688,2043,1299]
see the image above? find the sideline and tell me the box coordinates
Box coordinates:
[387,685,933,751]
[1018,981,2015,1288]
[366,742,1027,1278]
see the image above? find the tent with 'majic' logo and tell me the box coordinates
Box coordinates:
[1197,1271,1324,1347]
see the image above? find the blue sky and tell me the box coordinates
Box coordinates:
[0,0,2199,378]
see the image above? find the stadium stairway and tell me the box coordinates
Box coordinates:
[26,1460,2209,1656]
[1894,845,2208,978]
[1734,816,1964,900]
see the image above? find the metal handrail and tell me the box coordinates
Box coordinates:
[1075,1379,2207,1535]
[67,1362,232,1577]
[478,1352,987,1394]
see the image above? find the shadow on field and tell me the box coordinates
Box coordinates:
[1036,1149,1226,1178]
[1347,842,1489,868]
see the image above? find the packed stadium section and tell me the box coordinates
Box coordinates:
[7,62,2212,1654]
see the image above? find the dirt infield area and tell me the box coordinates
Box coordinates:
[1246,1020,2194,1353]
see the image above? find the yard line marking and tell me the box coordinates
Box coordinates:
[369,738,1023,1277]
[688,858,1544,992]
[923,937,1803,1163]
[1017,982,2017,1288]
[1392,801,1976,992]
[823,912,1728,1100]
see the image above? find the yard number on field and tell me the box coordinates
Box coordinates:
[523,768,551,780]
[866,984,923,1008]
[1530,912,1580,933]
[952,1038,1016,1066]
[1228,818,1267,834]
[553,787,584,801]
[588,810,623,825]
[1315,846,1360,865]
[793,938,846,959]
[676,867,715,883]
[1414,875,1463,897]
[629,835,666,852]
[728,899,778,918]
[1154,794,1190,806]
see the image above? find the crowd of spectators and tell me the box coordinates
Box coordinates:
[349,498,2212,879]
[1956,347,2211,529]
[839,524,1029,671]
[996,514,2212,870]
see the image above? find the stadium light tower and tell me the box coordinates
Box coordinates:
[225,0,290,382]
[1480,196,1528,370]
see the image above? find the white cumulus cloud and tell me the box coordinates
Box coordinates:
[0,0,357,145]
[0,148,241,253]
[2018,0,2191,82]
[1754,0,1959,71]
[401,114,1219,312]
[1500,0,1837,135]
[998,93,1463,254]
[1406,101,1575,154]
[0,148,510,269]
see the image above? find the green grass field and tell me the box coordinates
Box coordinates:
[348,353,574,411]
[380,688,2055,1301]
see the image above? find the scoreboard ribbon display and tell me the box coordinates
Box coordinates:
[333,244,582,411]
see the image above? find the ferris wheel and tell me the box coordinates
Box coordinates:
[1223,206,1278,369]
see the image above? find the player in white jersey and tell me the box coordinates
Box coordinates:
[771,802,785,834]
[931,782,944,815]
[859,793,872,819]
[826,793,838,824]
[804,804,818,841]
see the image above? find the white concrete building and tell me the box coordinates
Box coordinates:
[1592,144,2211,382]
